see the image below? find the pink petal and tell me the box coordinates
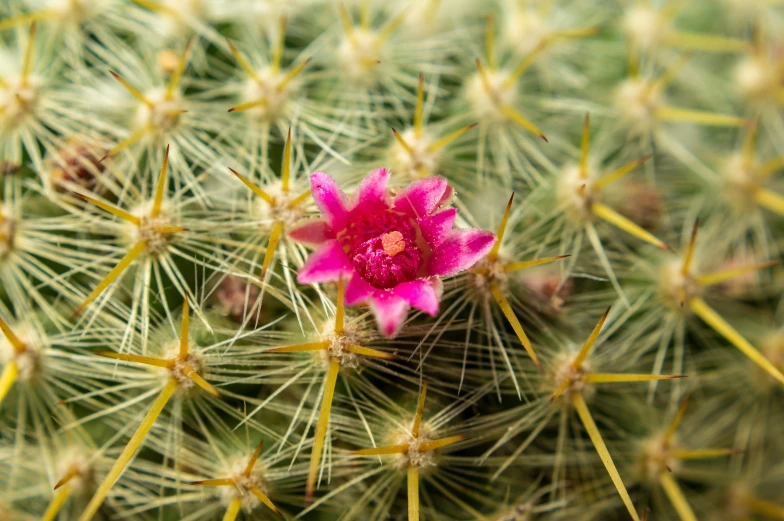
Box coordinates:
[311,171,348,229]
[391,278,441,316]
[355,167,390,209]
[344,274,376,306]
[393,176,453,219]
[369,293,410,338]
[418,208,457,249]
[297,240,354,284]
[427,229,496,277]
[288,220,332,244]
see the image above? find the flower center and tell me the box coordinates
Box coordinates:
[347,220,422,290]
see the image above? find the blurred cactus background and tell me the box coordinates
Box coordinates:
[0,0,783,520]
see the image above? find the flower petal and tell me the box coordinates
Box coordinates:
[288,220,332,244]
[418,208,457,249]
[344,274,377,306]
[297,240,354,284]
[355,167,390,209]
[369,293,410,338]
[311,171,349,229]
[427,229,496,277]
[393,176,453,219]
[391,278,441,316]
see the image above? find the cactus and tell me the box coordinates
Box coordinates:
[0,1,782,521]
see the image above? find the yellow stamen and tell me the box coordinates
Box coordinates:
[485,15,496,70]
[191,478,235,486]
[75,193,141,225]
[412,379,428,439]
[109,71,152,107]
[222,497,242,521]
[94,351,174,369]
[182,365,220,398]
[658,471,697,521]
[407,465,420,521]
[101,125,151,161]
[755,188,784,216]
[166,39,192,99]
[414,72,425,137]
[335,277,345,335]
[21,22,36,87]
[306,358,341,502]
[417,434,467,452]
[670,448,736,460]
[744,497,784,519]
[594,155,651,189]
[489,282,541,370]
[696,260,779,287]
[656,106,748,127]
[268,341,330,353]
[276,59,309,92]
[353,444,409,456]
[426,123,477,153]
[572,392,640,521]
[689,297,784,386]
[489,193,514,261]
[663,396,690,445]
[271,17,287,73]
[151,145,170,218]
[77,379,178,521]
[681,220,699,277]
[228,98,268,113]
[344,344,395,360]
[260,221,284,281]
[41,484,72,521]
[73,241,149,318]
[580,113,590,178]
[583,373,684,384]
[227,167,274,205]
[664,31,749,53]
[282,128,293,192]
[500,105,548,142]
[0,361,19,407]
[503,255,570,273]
[287,189,312,209]
[592,202,672,251]
[249,484,281,515]
[572,307,611,369]
[0,315,26,354]
[392,128,414,155]
[227,40,259,81]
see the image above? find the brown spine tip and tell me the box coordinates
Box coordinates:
[539,133,549,143]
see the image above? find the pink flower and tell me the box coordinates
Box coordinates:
[289,168,495,337]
